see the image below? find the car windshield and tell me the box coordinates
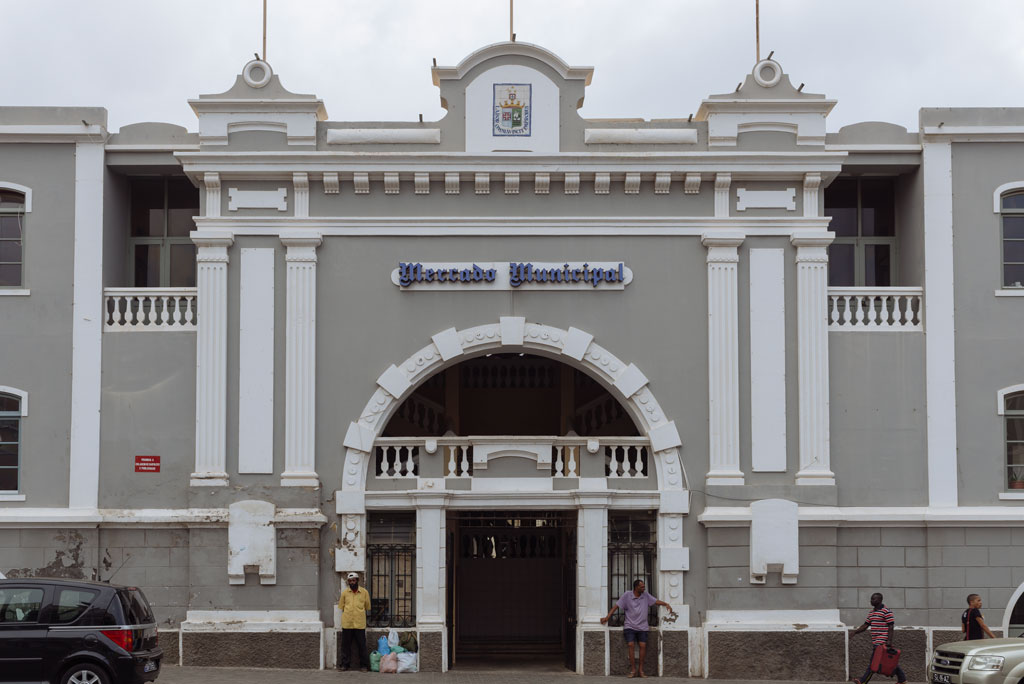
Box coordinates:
[117,589,154,625]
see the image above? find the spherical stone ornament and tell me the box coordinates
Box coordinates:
[242,59,273,88]
[753,59,783,88]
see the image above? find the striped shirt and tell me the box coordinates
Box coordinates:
[866,605,895,645]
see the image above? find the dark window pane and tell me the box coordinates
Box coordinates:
[828,208,858,237]
[864,244,892,287]
[167,178,199,237]
[130,178,164,237]
[1007,418,1024,441]
[861,179,895,236]
[0,468,16,491]
[0,240,22,262]
[0,191,25,209]
[825,179,858,237]
[828,244,856,286]
[0,419,18,442]
[1008,443,1024,467]
[0,445,17,468]
[0,215,22,239]
[1005,217,1024,239]
[169,244,196,287]
[0,395,19,412]
[133,244,161,287]
[1003,193,1024,210]
[53,589,98,624]
[1006,393,1024,412]
[1005,240,1024,264]
[1004,264,1024,288]
[0,264,20,287]
[0,588,41,620]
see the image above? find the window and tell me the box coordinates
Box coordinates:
[0,190,25,287]
[52,588,98,624]
[0,587,43,623]
[1005,390,1024,489]
[366,512,416,628]
[1001,193,1024,288]
[607,512,657,627]
[825,178,896,287]
[0,392,22,492]
[128,177,199,287]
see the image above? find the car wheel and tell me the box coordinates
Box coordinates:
[60,663,110,684]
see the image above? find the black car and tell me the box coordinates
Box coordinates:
[0,578,162,684]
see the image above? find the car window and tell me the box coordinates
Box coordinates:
[117,589,154,625]
[0,587,44,623]
[52,588,99,624]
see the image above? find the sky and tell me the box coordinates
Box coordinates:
[2,0,1024,134]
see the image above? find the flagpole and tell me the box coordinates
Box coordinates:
[263,0,268,61]
[510,0,514,41]
[755,0,760,62]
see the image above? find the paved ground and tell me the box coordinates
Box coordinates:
[157,667,882,684]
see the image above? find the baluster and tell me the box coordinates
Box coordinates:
[567,446,577,477]
[460,446,471,478]
[895,295,906,328]
[852,295,864,326]
[625,446,636,478]
[608,446,620,478]
[128,295,139,327]
[840,295,850,327]
[639,447,648,477]
[829,296,840,326]
[184,297,195,326]
[447,445,457,477]
[553,446,564,478]
[387,447,397,478]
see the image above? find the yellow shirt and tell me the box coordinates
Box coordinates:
[338,586,371,629]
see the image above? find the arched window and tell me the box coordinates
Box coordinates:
[0,391,24,492]
[1001,192,1024,288]
[0,190,25,288]
[1000,388,1024,489]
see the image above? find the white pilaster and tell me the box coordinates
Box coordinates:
[703,233,744,485]
[577,496,608,623]
[415,495,446,628]
[281,233,322,487]
[792,233,835,485]
[203,172,221,218]
[68,141,105,509]
[922,140,959,505]
[191,233,234,487]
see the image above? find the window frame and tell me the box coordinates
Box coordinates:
[0,187,28,290]
[365,512,417,629]
[999,386,1024,491]
[0,388,26,496]
[825,177,898,287]
[999,192,1024,289]
[607,512,658,628]
[126,177,198,288]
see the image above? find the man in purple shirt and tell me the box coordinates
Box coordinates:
[600,579,672,678]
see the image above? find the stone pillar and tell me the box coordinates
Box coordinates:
[577,493,609,675]
[792,233,836,485]
[191,233,233,487]
[703,233,745,485]
[416,493,447,671]
[658,487,690,676]
[281,233,322,487]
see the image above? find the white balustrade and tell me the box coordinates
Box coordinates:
[104,288,198,331]
[605,444,649,478]
[828,287,923,331]
[375,445,419,479]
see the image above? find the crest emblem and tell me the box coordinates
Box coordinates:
[493,83,531,137]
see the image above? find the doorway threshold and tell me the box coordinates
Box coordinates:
[452,654,573,674]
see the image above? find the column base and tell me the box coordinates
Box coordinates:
[190,472,228,487]
[706,470,745,486]
[281,472,320,487]
[795,469,835,486]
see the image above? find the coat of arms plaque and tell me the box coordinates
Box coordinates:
[493,83,531,137]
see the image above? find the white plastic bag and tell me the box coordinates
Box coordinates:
[388,628,400,647]
[396,651,418,673]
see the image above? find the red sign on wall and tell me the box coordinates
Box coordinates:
[134,455,160,473]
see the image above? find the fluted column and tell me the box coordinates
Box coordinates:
[191,233,233,486]
[281,233,322,487]
[703,233,744,485]
[792,233,836,485]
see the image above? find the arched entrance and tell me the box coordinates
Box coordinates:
[1003,582,1024,637]
[336,317,689,674]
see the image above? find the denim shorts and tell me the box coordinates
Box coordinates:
[623,628,649,644]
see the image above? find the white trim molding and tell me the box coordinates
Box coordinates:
[997,384,1024,414]
[0,182,32,212]
[68,142,105,509]
[993,181,1024,213]
[922,141,959,506]
[0,386,28,416]
[699,505,1024,527]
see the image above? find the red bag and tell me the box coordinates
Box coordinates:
[871,645,901,676]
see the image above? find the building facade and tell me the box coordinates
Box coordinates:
[1,41,1024,677]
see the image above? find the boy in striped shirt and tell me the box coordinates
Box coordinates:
[850,593,907,684]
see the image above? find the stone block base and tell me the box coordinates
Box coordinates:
[849,628,926,682]
[583,630,606,676]
[661,631,688,677]
[609,629,659,676]
[158,630,179,665]
[182,632,319,668]
[708,630,845,680]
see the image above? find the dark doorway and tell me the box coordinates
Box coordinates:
[446,511,577,670]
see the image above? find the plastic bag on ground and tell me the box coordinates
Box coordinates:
[391,645,406,654]
[388,628,400,647]
[369,651,381,672]
[399,632,418,652]
[380,652,399,673]
[378,635,391,655]
[396,651,418,673]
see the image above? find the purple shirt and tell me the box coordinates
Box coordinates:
[617,590,657,631]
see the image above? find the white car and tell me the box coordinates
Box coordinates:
[930,639,1024,684]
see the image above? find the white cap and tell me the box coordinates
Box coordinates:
[347,572,359,579]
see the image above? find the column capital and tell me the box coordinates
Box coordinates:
[701,232,745,250]
[281,232,322,249]
[192,232,234,251]
[790,231,834,249]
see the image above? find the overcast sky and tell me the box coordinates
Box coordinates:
[3,0,1023,133]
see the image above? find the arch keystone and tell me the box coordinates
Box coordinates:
[614,364,648,398]
[431,327,464,361]
[499,316,526,345]
[343,422,375,453]
[649,421,682,452]
[562,327,593,360]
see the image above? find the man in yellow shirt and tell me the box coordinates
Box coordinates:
[337,572,372,672]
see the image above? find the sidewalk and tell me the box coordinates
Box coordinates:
[157,667,866,684]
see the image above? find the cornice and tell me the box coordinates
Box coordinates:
[0,124,107,143]
[431,41,594,86]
